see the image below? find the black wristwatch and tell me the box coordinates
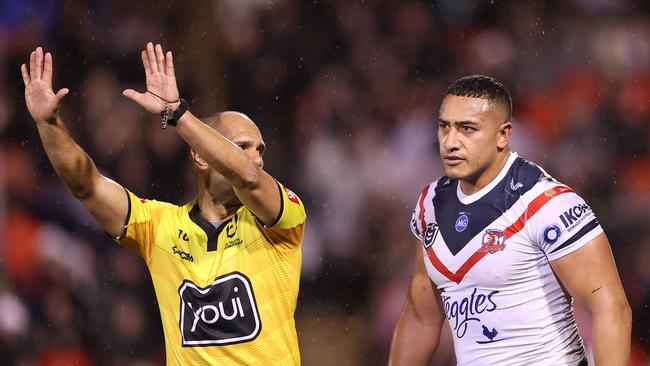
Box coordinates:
[166,98,190,127]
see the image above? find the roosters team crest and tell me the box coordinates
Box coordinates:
[479,229,506,254]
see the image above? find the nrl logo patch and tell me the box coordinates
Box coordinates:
[423,223,440,249]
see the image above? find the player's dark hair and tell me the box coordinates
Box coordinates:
[445,75,512,120]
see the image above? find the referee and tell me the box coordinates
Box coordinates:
[22,43,306,365]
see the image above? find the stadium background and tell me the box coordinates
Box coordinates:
[0,0,649,365]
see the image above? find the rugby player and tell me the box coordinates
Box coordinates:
[389,75,631,365]
[22,44,305,365]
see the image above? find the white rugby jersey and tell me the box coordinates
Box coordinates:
[411,152,601,366]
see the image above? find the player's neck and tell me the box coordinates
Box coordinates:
[196,190,242,222]
[459,149,511,195]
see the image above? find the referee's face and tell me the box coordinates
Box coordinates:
[437,95,510,185]
[201,116,267,204]
[219,117,266,170]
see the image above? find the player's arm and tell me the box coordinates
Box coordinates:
[550,233,631,365]
[123,43,280,225]
[389,239,446,365]
[21,47,128,237]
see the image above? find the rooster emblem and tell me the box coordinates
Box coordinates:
[482,325,498,341]
[475,324,503,344]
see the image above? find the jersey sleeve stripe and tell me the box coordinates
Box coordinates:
[417,185,431,237]
[504,185,574,239]
[548,218,600,254]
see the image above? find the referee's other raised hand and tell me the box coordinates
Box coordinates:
[122,42,181,114]
[21,46,69,124]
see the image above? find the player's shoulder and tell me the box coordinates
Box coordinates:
[512,158,593,219]
[412,177,454,222]
[417,176,452,200]
[511,156,548,188]
[511,156,574,196]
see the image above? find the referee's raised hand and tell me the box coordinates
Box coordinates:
[21,47,69,124]
[123,42,181,113]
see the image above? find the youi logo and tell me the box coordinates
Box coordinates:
[179,272,261,346]
[455,214,469,232]
[442,288,499,338]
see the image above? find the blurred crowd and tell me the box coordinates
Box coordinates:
[1,0,649,365]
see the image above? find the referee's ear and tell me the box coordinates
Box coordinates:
[190,149,209,171]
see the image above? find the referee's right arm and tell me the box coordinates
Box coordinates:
[21,46,128,238]
[389,240,446,365]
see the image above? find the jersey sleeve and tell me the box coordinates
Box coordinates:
[259,181,306,249]
[527,184,603,261]
[410,198,424,241]
[410,183,434,242]
[114,189,163,262]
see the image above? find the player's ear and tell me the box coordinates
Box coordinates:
[190,149,209,171]
[497,121,512,150]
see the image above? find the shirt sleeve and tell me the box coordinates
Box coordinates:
[114,189,160,262]
[410,201,423,241]
[411,183,434,242]
[527,185,603,261]
[260,181,306,249]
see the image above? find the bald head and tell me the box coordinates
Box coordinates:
[202,111,258,134]
[200,111,266,168]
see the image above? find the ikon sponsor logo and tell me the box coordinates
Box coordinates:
[179,272,261,346]
[559,203,591,230]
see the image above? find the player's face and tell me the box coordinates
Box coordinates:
[437,95,508,183]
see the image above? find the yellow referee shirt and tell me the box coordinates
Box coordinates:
[117,181,306,365]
